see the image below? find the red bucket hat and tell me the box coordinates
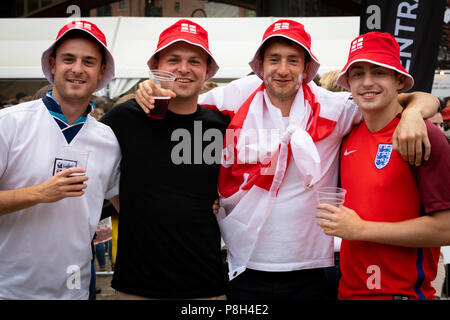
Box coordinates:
[41,20,115,92]
[336,32,414,93]
[147,19,219,80]
[249,19,320,84]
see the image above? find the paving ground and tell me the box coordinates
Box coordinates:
[93,256,115,300]
[92,254,449,300]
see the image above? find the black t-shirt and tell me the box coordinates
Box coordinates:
[100,99,230,298]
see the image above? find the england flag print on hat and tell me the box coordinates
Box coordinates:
[249,19,320,84]
[336,32,414,93]
[41,20,115,92]
[147,19,219,80]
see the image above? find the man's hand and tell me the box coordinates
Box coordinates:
[37,167,88,203]
[395,91,439,166]
[212,199,220,215]
[135,80,176,115]
[316,204,365,240]
[393,108,431,166]
[0,167,88,216]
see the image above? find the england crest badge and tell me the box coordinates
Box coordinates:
[374,143,393,169]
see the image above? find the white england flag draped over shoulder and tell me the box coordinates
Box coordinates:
[199,75,361,279]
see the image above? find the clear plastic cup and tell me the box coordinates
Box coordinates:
[54,147,90,175]
[316,187,347,231]
[316,187,347,207]
[148,69,176,119]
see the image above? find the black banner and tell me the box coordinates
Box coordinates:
[360,0,446,92]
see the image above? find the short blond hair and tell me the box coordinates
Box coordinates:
[319,70,347,92]
[114,93,136,106]
[200,81,218,94]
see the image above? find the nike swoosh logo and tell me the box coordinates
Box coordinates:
[344,149,357,156]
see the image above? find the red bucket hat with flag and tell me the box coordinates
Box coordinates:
[336,31,414,93]
[249,19,320,84]
[147,19,219,80]
[41,20,115,92]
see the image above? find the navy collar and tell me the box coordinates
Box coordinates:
[42,90,95,143]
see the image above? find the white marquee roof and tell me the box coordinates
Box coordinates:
[0,16,359,81]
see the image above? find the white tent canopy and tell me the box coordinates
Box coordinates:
[0,16,359,99]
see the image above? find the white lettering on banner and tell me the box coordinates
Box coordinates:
[366,5,381,30]
[394,0,419,72]
[397,1,418,19]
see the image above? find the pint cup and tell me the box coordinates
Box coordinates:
[316,187,347,231]
[316,187,347,207]
[54,147,90,176]
[148,69,176,119]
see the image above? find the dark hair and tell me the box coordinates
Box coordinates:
[15,92,27,100]
[259,37,311,65]
[51,30,106,65]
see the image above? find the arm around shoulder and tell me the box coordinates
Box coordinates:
[394,92,440,166]
[398,91,440,118]
[198,75,263,113]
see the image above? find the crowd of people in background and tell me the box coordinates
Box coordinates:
[0,80,221,115]
[3,85,450,141]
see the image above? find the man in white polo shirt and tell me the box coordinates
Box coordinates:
[0,21,121,299]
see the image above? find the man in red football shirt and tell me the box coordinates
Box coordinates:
[316,32,450,300]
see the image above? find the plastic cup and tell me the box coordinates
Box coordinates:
[148,69,176,119]
[316,187,347,207]
[54,147,90,176]
[316,187,347,230]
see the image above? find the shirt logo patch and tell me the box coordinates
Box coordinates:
[344,149,357,156]
[374,143,392,169]
[53,157,77,175]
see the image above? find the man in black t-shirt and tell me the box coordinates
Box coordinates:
[100,19,229,299]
